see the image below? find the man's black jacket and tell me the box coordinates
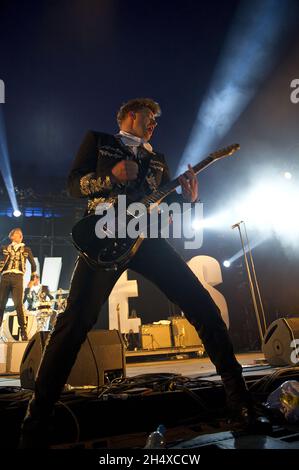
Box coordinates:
[67,131,187,213]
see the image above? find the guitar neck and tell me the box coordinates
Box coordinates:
[161,154,216,194]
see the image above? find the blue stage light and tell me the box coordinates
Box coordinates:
[178,0,297,174]
[0,108,21,214]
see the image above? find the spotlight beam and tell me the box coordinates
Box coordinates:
[0,108,20,213]
[227,235,268,265]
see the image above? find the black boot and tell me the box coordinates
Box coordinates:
[19,395,53,449]
[222,372,251,409]
[229,403,272,434]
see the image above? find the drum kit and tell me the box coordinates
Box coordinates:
[0,288,69,342]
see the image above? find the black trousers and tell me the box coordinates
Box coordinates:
[34,238,248,410]
[0,273,26,331]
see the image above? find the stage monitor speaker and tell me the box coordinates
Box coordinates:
[262,317,299,366]
[20,329,126,390]
[0,342,28,374]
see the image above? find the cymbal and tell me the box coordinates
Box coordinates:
[52,289,69,295]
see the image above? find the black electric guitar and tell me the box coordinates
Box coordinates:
[72,143,240,270]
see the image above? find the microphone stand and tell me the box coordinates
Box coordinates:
[232,221,266,344]
[243,222,267,334]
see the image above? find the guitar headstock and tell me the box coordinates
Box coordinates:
[211,143,240,160]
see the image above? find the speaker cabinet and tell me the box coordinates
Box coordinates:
[262,317,299,366]
[140,324,172,349]
[20,329,126,390]
[170,316,203,348]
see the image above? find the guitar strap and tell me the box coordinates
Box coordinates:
[135,146,152,191]
[113,135,152,195]
[122,146,152,197]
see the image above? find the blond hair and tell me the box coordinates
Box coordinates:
[9,228,23,240]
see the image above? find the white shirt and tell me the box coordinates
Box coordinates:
[30,284,41,295]
[11,242,25,251]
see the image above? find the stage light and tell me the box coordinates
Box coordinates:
[191,217,217,231]
[236,179,299,239]
[177,0,297,174]
[223,260,231,268]
[191,219,203,231]
[0,108,21,215]
[199,169,299,259]
[191,213,229,231]
[13,209,22,217]
[226,235,269,265]
[284,171,292,179]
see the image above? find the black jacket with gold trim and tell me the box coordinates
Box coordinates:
[68,131,187,213]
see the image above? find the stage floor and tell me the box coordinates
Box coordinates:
[1,351,299,450]
[125,351,269,378]
[0,352,273,388]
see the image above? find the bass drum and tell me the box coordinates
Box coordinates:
[1,311,38,342]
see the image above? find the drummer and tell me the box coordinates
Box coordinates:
[24,275,53,311]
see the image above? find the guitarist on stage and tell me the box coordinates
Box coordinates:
[20,98,268,447]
